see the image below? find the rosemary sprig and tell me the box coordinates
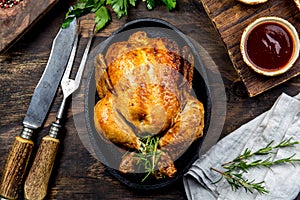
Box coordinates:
[211,137,300,195]
[135,136,162,182]
[222,154,300,173]
[223,138,299,166]
[211,168,269,194]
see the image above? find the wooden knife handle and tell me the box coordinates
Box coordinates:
[0,135,34,200]
[24,123,60,200]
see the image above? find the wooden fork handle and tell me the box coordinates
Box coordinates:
[24,133,60,200]
[24,122,61,200]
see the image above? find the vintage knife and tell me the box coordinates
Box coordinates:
[24,27,95,200]
[0,19,77,200]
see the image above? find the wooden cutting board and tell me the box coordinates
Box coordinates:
[0,0,59,53]
[200,0,300,97]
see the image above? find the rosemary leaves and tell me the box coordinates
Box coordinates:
[210,138,300,194]
[135,136,162,182]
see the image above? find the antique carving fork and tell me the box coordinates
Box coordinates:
[24,27,95,200]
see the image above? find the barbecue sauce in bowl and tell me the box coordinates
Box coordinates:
[241,17,299,76]
[246,22,293,71]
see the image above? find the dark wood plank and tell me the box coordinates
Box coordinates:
[0,0,59,53]
[200,0,300,97]
[0,0,299,199]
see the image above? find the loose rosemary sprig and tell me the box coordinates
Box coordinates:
[135,136,162,182]
[223,138,299,166]
[210,168,269,194]
[211,137,300,194]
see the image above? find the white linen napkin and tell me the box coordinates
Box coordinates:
[183,93,300,200]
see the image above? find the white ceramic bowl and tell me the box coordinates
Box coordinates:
[240,16,300,76]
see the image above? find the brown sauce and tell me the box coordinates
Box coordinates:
[246,22,294,71]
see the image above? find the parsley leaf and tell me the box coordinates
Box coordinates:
[106,0,130,18]
[95,6,111,30]
[161,0,176,10]
[62,0,176,31]
[62,17,76,29]
[129,0,137,6]
[145,0,156,10]
[91,0,106,12]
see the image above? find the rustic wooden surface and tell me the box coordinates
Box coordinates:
[0,0,299,199]
[200,0,300,97]
[0,0,59,53]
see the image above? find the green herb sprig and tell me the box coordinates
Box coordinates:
[211,137,300,195]
[62,0,177,32]
[210,167,269,194]
[135,135,162,182]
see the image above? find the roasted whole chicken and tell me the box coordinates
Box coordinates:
[94,31,205,179]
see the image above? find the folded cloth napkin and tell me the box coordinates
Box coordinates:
[183,93,300,200]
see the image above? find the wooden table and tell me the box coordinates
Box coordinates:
[0,0,299,199]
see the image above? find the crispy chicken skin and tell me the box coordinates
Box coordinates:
[94,31,205,178]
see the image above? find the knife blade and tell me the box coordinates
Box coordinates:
[23,19,77,130]
[0,19,77,200]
